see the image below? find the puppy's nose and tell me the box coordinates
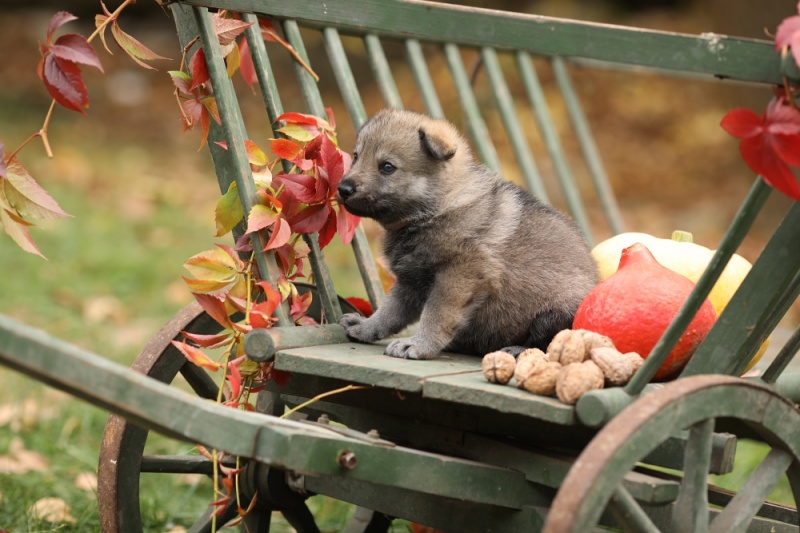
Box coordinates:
[338,180,357,200]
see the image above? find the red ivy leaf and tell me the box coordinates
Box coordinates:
[345,297,374,317]
[246,203,280,234]
[336,205,360,246]
[775,9,800,67]
[263,216,291,250]
[212,14,254,46]
[50,34,104,72]
[171,340,222,371]
[38,54,89,113]
[317,207,338,249]
[0,207,44,258]
[189,48,210,91]
[193,292,235,330]
[226,360,242,400]
[272,368,292,386]
[270,138,304,160]
[721,96,800,201]
[290,291,313,322]
[238,38,257,86]
[181,330,233,349]
[288,203,330,235]
[46,12,79,44]
[275,173,318,203]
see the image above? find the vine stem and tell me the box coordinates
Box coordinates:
[21,0,137,160]
[280,384,368,420]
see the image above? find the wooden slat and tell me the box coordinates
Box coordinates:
[364,34,404,108]
[443,43,502,173]
[551,56,625,235]
[481,47,548,201]
[180,0,780,84]
[516,51,593,244]
[192,7,293,324]
[405,39,445,118]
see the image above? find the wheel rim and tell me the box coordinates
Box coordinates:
[544,375,800,532]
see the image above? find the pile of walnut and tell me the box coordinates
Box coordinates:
[481,329,644,405]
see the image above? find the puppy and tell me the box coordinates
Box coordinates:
[336,109,598,360]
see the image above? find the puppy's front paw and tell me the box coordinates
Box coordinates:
[339,313,380,343]
[385,339,438,360]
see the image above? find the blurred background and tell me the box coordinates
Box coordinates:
[0,0,797,530]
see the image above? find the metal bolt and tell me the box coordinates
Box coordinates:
[337,450,357,470]
[366,429,380,439]
[317,414,330,425]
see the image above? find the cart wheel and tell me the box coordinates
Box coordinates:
[98,286,372,532]
[544,375,800,532]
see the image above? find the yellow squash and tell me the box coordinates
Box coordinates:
[591,230,767,371]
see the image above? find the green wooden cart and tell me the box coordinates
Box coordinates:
[2,1,800,531]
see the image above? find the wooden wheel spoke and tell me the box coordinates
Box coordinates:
[180,361,220,400]
[608,485,661,533]
[709,448,794,533]
[673,417,715,533]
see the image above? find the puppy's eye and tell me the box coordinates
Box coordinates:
[379,161,396,175]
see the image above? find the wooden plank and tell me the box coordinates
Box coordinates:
[423,371,575,425]
[275,343,481,392]
[180,0,781,84]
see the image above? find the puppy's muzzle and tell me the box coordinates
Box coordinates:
[337,179,357,203]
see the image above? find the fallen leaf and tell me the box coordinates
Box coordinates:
[29,497,76,524]
[0,438,50,474]
[74,471,98,492]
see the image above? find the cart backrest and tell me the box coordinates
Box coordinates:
[170,0,798,388]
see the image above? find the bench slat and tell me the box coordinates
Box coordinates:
[179,0,780,84]
[481,47,549,202]
[405,39,445,118]
[443,43,502,173]
[365,34,404,109]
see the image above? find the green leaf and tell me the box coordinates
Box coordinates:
[183,246,240,281]
[215,181,243,237]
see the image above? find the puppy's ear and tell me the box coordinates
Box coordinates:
[419,125,457,161]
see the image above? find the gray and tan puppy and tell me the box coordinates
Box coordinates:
[336,109,598,360]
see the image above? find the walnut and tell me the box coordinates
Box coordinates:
[579,329,616,352]
[482,351,516,384]
[556,361,604,405]
[547,329,587,365]
[517,347,547,365]
[516,360,561,396]
[624,352,644,374]
[513,354,544,388]
[590,347,634,386]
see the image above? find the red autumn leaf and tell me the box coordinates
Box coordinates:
[4,157,71,221]
[244,140,269,167]
[38,54,90,113]
[250,281,282,328]
[211,14,254,46]
[317,134,345,191]
[275,112,330,128]
[336,205,360,245]
[238,38,257,86]
[289,290,313,321]
[288,203,330,235]
[46,12,79,43]
[0,207,44,258]
[317,207,338,249]
[181,330,233,349]
[225,360,242,400]
[246,203,280,234]
[169,70,193,95]
[50,34,104,72]
[171,340,223,371]
[263,216,292,250]
[189,47,210,91]
[270,138,304,160]
[193,292,235,330]
[345,297,374,317]
[275,173,319,203]
[721,96,800,200]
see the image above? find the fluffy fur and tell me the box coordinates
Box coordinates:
[336,109,598,360]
